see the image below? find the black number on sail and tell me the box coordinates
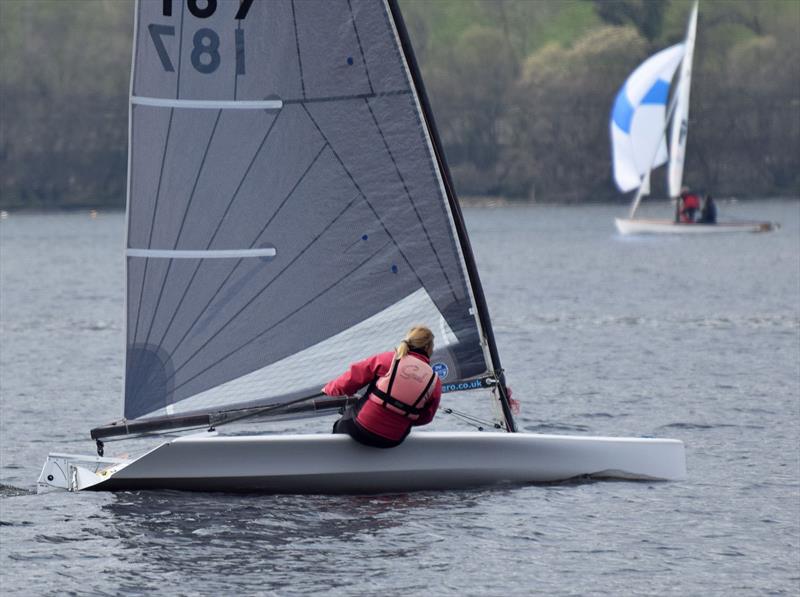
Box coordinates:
[148,25,244,74]
[162,0,217,19]
[153,0,250,75]
[235,0,255,20]
[148,24,175,72]
[235,29,246,75]
[149,29,244,75]
[162,0,253,20]
[191,29,221,74]
[188,0,217,19]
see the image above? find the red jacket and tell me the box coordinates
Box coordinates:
[323,351,442,441]
[683,194,700,210]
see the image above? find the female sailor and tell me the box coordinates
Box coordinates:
[323,325,442,448]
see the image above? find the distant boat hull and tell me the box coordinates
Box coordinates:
[615,218,775,235]
[39,431,686,493]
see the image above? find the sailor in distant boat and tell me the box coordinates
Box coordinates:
[323,326,442,448]
[678,187,701,223]
[698,194,717,224]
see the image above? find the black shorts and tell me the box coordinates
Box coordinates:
[332,406,407,449]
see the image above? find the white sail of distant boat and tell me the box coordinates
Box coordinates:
[610,42,685,197]
[612,1,774,235]
[667,0,698,198]
[39,0,685,493]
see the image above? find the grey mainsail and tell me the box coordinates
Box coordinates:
[122,0,502,425]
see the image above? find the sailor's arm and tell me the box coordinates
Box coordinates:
[322,352,392,396]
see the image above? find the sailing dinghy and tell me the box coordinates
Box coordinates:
[611,1,774,236]
[39,0,685,493]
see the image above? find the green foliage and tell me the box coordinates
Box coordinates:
[404,0,600,60]
[0,0,797,208]
[509,26,649,200]
[424,25,518,194]
[408,0,800,200]
[591,0,668,42]
[0,0,132,208]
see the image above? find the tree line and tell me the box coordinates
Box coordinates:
[0,0,797,209]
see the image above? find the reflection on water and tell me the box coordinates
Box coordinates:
[100,489,488,592]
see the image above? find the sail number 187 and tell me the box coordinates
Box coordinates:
[150,0,254,75]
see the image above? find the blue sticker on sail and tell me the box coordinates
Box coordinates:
[432,362,449,380]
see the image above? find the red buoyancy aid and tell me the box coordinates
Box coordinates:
[683,194,700,209]
[366,355,437,421]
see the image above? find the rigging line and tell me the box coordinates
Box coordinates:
[394,80,473,315]
[154,135,328,363]
[364,97,458,303]
[282,89,410,105]
[346,0,374,95]
[410,103,469,294]
[176,0,186,97]
[627,82,682,219]
[165,194,365,386]
[150,109,283,355]
[290,0,306,101]
[300,103,427,294]
[443,407,496,427]
[170,238,391,396]
[141,109,224,351]
[442,408,500,430]
[130,108,175,363]
[387,0,515,432]
[377,2,471,322]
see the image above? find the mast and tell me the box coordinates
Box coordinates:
[387,0,517,432]
[629,2,698,219]
[667,0,699,199]
[628,92,681,219]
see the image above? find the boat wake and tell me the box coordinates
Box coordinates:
[0,484,35,498]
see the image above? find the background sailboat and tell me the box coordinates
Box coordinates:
[612,2,774,235]
[39,0,684,493]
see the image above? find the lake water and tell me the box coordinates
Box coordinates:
[1,200,798,595]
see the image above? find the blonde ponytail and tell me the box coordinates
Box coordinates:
[395,325,434,360]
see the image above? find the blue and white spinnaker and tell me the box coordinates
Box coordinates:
[610,44,685,193]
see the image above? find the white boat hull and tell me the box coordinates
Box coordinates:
[39,431,686,493]
[615,217,775,235]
